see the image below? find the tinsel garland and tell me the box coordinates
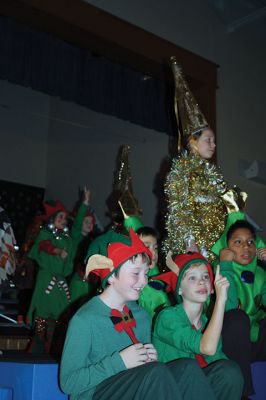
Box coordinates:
[163,152,227,260]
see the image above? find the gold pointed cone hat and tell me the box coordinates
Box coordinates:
[110,145,142,223]
[170,57,208,150]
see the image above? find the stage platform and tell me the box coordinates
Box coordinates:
[0,354,265,399]
[0,354,68,400]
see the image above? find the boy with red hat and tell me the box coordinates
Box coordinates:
[153,252,244,400]
[60,230,227,400]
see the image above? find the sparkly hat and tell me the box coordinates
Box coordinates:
[170,57,208,151]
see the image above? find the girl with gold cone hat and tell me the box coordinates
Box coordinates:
[163,58,246,260]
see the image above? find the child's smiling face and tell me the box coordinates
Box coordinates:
[227,227,256,265]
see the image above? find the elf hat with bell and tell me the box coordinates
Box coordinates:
[85,228,152,288]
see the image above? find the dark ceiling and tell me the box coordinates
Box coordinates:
[208,0,266,33]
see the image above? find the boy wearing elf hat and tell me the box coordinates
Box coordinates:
[212,211,266,397]
[153,252,243,400]
[60,229,227,400]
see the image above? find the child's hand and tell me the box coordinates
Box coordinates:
[143,343,158,362]
[219,248,234,262]
[119,343,149,369]
[214,264,229,302]
[257,247,266,261]
[54,248,68,259]
[83,186,91,205]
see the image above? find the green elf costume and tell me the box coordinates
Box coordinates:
[120,208,171,319]
[211,211,266,396]
[61,228,233,400]
[27,200,88,353]
[152,252,244,400]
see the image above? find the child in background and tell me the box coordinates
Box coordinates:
[26,187,90,353]
[60,229,226,400]
[69,188,104,306]
[213,215,266,398]
[164,59,244,260]
[153,252,243,400]
[136,226,172,319]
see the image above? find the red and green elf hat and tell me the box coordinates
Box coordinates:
[85,228,152,288]
[174,252,214,302]
[43,201,68,220]
[152,252,213,303]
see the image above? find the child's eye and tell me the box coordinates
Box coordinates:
[203,274,210,281]
[234,240,241,246]
[248,240,255,246]
[188,276,196,281]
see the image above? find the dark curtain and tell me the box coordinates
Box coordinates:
[0,16,169,133]
[0,180,44,246]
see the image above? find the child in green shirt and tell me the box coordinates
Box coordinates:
[60,230,229,400]
[153,252,243,400]
[212,215,266,397]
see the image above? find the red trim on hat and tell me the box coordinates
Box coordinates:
[107,228,152,268]
[174,252,214,288]
[152,271,178,294]
[43,201,68,220]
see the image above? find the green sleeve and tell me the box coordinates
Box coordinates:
[154,308,202,354]
[60,314,125,397]
[218,261,239,310]
[71,203,88,242]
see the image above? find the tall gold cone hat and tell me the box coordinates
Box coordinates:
[110,145,142,224]
[170,57,208,151]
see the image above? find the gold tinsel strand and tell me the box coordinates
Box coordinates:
[163,152,227,260]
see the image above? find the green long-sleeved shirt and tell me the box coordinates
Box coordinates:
[153,304,226,365]
[219,260,266,341]
[60,296,151,400]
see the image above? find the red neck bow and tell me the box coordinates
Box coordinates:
[110,305,139,344]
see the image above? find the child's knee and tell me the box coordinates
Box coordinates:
[221,360,244,387]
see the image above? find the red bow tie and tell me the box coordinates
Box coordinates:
[110,305,139,344]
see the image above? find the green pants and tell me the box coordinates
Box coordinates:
[203,359,244,400]
[93,358,243,400]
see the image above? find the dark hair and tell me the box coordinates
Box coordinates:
[136,226,158,240]
[227,220,256,243]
